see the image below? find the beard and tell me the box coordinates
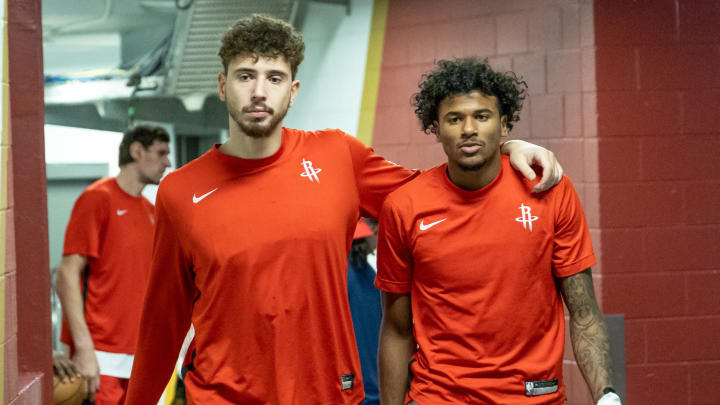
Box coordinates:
[139,173,161,185]
[228,99,290,138]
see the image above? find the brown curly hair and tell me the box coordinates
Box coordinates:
[219,14,305,79]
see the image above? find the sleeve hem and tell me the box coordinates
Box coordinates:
[61,250,98,260]
[554,254,597,278]
[374,277,411,294]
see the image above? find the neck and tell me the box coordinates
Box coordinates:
[219,124,283,159]
[115,167,146,197]
[447,152,502,191]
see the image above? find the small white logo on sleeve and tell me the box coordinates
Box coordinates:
[300,158,322,183]
[193,188,218,204]
[515,203,538,232]
[116,209,128,216]
[419,218,447,231]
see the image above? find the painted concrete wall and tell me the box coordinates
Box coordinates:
[284,0,373,135]
[372,0,720,404]
[6,0,54,402]
[593,1,720,403]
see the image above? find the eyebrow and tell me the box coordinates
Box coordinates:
[232,68,288,78]
[443,108,494,117]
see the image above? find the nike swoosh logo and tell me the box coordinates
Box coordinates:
[116,209,127,216]
[419,218,447,231]
[193,188,218,204]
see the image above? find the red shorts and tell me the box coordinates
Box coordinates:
[95,375,128,405]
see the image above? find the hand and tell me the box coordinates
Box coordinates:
[74,348,100,401]
[597,392,622,404]
[53,352,79,383]
[503,140,564,193]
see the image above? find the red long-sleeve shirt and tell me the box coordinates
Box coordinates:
[125,128,417,404]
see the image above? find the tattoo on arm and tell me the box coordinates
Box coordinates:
[560,268,614,401]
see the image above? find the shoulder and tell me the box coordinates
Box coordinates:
[160,149,215,189]
[383,166,443,210]
[290,127,356,146]
[78,178,115,203]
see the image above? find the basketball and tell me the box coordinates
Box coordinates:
[53,375,86,405]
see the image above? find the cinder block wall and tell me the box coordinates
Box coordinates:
[5,0,53,403]
[593,1,720,404]
[372,0,720,404]
[373,1,598,403]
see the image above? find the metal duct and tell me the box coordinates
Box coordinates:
[165,0,299,97]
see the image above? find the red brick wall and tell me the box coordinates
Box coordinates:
[594,1,720,404]
[6,0,53,403]
[373,1,598,403]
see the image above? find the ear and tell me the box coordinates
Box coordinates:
[288,79,300,108]
[432,121,440,141]
[129,141,144,162]
[500,115,509,138]
[218,72,227,101]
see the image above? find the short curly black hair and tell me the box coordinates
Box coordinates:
[219,14,305,79]
[413,58,527,134]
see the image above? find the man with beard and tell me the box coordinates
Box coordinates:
[56,125,171,404]
[375,58,621,405]
[125,15,565,405]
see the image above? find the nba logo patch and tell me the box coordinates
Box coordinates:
[341,373,354,390]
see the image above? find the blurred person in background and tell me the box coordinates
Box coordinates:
[56,126,171,404]
[347,219,381,405]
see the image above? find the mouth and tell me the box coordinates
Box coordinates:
[243,105,273,119]
[458,142,484,154]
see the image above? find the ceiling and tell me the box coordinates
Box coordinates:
[41,0,350,135]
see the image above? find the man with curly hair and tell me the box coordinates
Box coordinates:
[375,58,622,405]
[125,16,566,405]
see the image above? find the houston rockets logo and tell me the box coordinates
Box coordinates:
[300,158,322,183]
[515,203,538,232]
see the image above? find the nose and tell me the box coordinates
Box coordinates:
[163,156,171,168]
[461,117,477,137]
[252,79,267,101]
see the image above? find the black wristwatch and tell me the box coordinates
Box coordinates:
[602,386,617,395]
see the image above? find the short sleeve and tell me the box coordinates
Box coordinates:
[552,177,596,278]
[63,189,108,259]
[343,134,419,218]
[374,196,413,293]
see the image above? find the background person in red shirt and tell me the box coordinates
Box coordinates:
[376,58,621,405]
[56,126,171,404]
[125,15,566,405]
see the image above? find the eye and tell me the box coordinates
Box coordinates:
[447,116,460,124]
[237,73,252,81]
[475,113,489,121]
[268,75,283,84]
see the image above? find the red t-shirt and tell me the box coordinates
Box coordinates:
[375,155,596,404]
[61,177,155,354]
[125,128,418,405]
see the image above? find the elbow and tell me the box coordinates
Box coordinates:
[380,321,413,342]
[55,266,77,296]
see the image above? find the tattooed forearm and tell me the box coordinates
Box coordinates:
[560,268,614,402]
